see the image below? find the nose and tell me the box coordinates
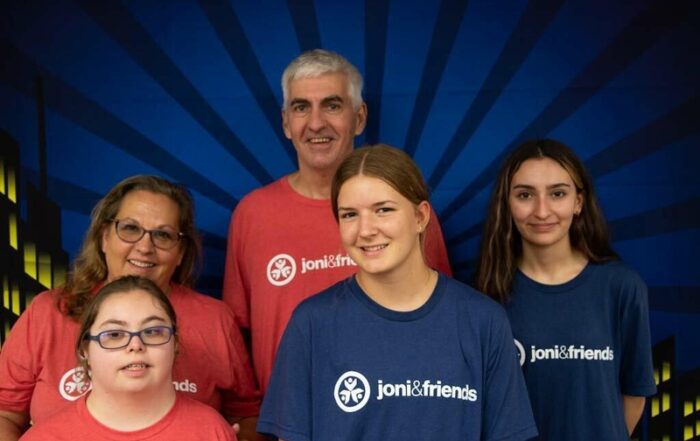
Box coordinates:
[307,105,326,131]
[534,197,550,219]
[126,333,145,352]
[134,231,156,253]
[358,213,377,238]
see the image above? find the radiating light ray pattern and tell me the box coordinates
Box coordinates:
[1,0,698,373]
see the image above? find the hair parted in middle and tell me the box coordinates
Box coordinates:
[281,49,364,110]
[475,138,618,304]
[75,275,178,377]
[331,143,431,235]
[60,175,201,321]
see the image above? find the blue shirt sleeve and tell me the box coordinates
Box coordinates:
[481,306,538,441]
[257,311,312,441]
[617,271,657,396]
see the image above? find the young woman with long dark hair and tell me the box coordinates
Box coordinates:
[476,139,656,440]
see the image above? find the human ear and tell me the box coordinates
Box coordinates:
[101,225,109,254]
[354,103,368,135]
[575,191,584,216]
[415,201,431,232]
[282,110,292,139]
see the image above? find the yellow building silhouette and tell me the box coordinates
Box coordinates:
[1,130,68,345]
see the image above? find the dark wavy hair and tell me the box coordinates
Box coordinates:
[475,139,617,304]
[61,175,201,320]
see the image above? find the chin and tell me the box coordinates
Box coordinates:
[358,263,394,276]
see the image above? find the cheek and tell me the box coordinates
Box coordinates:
[153,345,177,372]
[286,119,304,138]
[159,248,183,271]
[338,223,356,247]
[102,238,128,273]
[508,201,528,223]
[85,347,110,375]
[555,200,578,219]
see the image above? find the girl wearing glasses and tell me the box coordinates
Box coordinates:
[0,176,261,440]
[475,139,656,439]
[258,145,537,441]
[21,276,235,440]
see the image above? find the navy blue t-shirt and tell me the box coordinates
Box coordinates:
[507,261,657,440]
[259,274,537,441]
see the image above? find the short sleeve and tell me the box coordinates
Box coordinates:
[481,308,538,441]
[218,305,261,417]
[222,203,252,329]
[0,302,38,413]
[618,273,657,396]
[257,312,312,441]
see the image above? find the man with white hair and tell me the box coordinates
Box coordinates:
[222,49,451,394]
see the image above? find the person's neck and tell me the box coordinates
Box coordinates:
[287,168,335,200]
[86,386,176,431]
[519,239,588,285]
[356,254,437,312]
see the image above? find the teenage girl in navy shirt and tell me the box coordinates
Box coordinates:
[476,139,656,440]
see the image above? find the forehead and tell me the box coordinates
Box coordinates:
[338,175,405,204]
[94,289,168,325]
[115,190,180,224]
[511,158,574,186]
[288,72,350,100]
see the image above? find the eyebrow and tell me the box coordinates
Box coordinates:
[321,95,343,105]
[511,183,572,190]
[337,200,397,211]
[97,315,168,329]
[289,98,309,107]
[118,218,177,230]
[289,95,344,107]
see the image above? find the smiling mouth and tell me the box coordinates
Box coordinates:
[128,259,155,268]
[360,244,387,252]
[122,363,149,371]
[529,223,557,231]
[307,137,333,144]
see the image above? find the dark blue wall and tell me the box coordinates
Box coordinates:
[2,0,699,402]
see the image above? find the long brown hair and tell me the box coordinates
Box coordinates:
[475,139,617,304]
[60,175,201,320]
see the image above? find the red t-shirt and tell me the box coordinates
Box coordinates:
[20,394,236,440]
[0,285,259,424]
[222,176,452,392]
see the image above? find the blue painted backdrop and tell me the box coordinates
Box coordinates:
[2,0,699,384]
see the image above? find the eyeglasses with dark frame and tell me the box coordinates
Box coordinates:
[84,325,175,350]
[110,219,184,250]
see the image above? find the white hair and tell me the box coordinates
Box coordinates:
[281,49,364,110]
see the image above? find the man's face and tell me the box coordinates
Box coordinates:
[282,72,367,174]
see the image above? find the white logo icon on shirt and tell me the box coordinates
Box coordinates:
[59,367,91,401]
[266,254,297,286]
[334,371,371,413]
[514,339,526,366]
